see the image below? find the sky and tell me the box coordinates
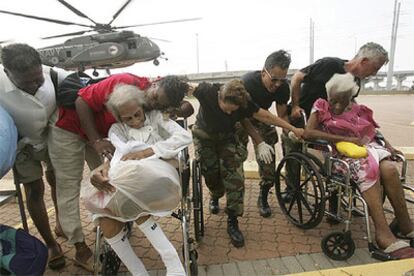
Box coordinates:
[0,0,413,83]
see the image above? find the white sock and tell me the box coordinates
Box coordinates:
[138,217,186,276]
[105,228,149,276]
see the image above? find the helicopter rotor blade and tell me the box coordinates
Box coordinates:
[0,9,93,28]
[57,0,97,25]
[148,37,171,43]
[107,0,133,25]
[113,17,202,29]
[41,30,92,40]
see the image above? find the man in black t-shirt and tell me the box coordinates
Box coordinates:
[241,50,291,217]
[290,42,388,119]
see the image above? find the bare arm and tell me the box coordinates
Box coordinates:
[275,103,289,134]
[121,148,155,161]
[303,112,362,145]
[75,97,115,156]
[169,100,195,119]
[186,83,199,97]
[90,161,115,193]
[290,70,306,119]
[252,108,304,139]
[377,131,402,157]
[240,118,263,145]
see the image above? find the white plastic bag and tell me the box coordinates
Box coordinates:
[82,134,181,222]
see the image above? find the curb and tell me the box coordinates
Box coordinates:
[292,258,414,276]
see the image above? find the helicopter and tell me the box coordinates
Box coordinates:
[0,0,201,76]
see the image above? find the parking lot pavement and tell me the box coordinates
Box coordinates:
[0,159,413,275]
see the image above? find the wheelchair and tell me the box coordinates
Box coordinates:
[93,118,203,276]
[274,138,414,261]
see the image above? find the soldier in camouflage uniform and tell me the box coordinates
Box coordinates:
[191,79,303,247]
[192,125,247,218]
[240,50,292,217]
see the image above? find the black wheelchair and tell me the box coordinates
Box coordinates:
[275,138,414,261]
[93,118,204,276]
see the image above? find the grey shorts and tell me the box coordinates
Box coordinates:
[14,145,53,184]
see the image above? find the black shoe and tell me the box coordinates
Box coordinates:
[227,216,245,248]
[257,186,271,217]
[280,189,294,203]
[209,198,219,214]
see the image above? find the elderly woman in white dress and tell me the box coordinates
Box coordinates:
[82,84,191,276]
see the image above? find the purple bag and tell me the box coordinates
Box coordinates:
[0,224,48,275]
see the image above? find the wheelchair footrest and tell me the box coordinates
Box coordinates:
[368,243,399,262]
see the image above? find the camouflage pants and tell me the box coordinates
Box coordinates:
[281,132,303,188]
[192,124,246,217]
[238,119,278,190]
[281,114,304,189]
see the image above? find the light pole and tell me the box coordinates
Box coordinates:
[196,33,200,73]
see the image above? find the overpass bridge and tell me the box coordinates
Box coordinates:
[186,69,414,90]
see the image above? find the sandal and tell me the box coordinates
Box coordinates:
[72,256,94,273]
[73,243,94,273]
[384,240,414,259]
[48,244,66,270]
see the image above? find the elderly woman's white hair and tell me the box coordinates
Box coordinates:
[325,73,360,100]
[106,84,146,122]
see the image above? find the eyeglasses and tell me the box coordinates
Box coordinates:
[263,68,287,84]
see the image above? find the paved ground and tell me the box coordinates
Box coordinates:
[0,94,413,275]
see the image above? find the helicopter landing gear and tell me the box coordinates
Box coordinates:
[92,69,99,77]
[160,52,168,61]
[153,59,160,66]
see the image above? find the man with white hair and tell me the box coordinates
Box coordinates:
[290,42,388,119]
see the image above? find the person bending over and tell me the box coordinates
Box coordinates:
[191,79,303,248]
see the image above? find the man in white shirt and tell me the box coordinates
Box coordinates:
[0,44,72,270]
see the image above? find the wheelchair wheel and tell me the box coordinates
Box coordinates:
[192,160,204,242]
[182,239,198,276]
[321,231,355,260]
[190,249,198,276]
[100,242,121,276]
[275,152,325,229]
[99,221,133,276]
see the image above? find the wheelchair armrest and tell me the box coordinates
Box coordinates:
[175,118,188,130]
[304,139,332,152]
[394,153,405,162]
[394,153,407,182]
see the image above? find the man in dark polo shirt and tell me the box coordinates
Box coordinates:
[240,50,292,217]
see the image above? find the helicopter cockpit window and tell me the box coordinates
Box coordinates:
[128,41,137,49]
[66,51,72,58]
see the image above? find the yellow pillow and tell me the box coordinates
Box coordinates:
[336,141,368,158]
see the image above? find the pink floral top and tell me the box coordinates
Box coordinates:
[312,98,379,142]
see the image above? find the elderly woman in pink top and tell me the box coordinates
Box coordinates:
[304,73,414,259]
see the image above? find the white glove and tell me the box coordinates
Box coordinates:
[256,142,275,164]
[288,130,301,143]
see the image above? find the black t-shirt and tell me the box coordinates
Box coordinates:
[194,82,259,134]
[299,57,361,117]
[242,71,290,110]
